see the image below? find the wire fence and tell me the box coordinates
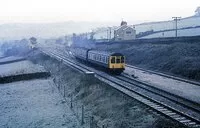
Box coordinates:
[53,74,108,128]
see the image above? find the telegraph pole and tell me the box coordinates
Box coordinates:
[107,29,109,40]
[109,27,112,40]
[172,17,181,37]
[107,27,112,40]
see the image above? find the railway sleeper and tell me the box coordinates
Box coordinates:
[158,108,168,111]
[169,114,181,118]
[166,112,176,116]
[151,104,160,108]
[193,124,200,127]
[185,122,199,127]
[154,106,164,109]
[188,122,196,125]
[179,119,191,123]
[140,99,151,104]
[146,102,157,106]
[174,117,186,121]
[162,110,173,114]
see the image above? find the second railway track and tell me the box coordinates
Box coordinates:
[41,48,200,127]
[126,64,200,86]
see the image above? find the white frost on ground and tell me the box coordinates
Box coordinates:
[0,79,80,128]
[135,17,200,34]
[141,27,200,39]
[0,56,25,63]
[125,67,200,104]
[0,60,46,77]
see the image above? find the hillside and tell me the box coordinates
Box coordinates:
[135,16,200,33]
[94,41,200,81]
[141,27,200,38]
[0,16,200,41]
[93,16,200,40]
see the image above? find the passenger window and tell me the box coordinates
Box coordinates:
[121,56,124,63]
[111,57,115,63]
[116,57,120,63]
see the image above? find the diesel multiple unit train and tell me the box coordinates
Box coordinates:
[72,48,125,74]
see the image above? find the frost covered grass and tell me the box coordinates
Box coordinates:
[0,59,51,83]
[141,27,200,38]
[0,60,46,77]
[0,55,81,128]
[0,56,26,64]
[31,51,186,128]
[0,79,80,128]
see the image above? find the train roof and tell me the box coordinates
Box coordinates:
[111,53,124,56]
[73,47,90,50]
[89,50,124,56]
[72,47,124,56]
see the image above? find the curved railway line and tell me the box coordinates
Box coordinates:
[40,48,200,128]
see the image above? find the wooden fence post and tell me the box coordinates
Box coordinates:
[81,105,84,125]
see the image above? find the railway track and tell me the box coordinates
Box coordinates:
[126,64,200,86]
[41,48,200,127]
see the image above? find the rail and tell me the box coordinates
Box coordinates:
[40,48,200,127]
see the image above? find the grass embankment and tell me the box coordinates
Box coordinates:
[30,51,186,128]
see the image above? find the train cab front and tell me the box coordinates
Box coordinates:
[109,53,125,74]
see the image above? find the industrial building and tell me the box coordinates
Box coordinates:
[92,21,136,41]
[195,7,200,16]
[114,21,136,41]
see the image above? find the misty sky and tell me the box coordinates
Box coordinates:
[0,0,200,24]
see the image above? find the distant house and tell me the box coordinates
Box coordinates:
[114,21,136,41]
[195,7,200,16]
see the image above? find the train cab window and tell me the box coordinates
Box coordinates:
[121,56,124,63]
[116,57,120,63]
[93,54,95,59]
[111,57,115,63]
